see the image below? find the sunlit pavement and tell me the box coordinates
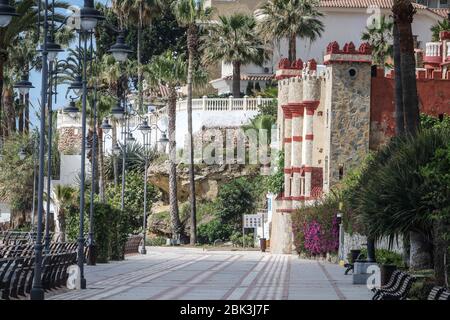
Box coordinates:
[48,247,372,300]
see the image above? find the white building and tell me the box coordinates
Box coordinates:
[207,0,449,94]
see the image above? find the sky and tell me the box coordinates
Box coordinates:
[29,0,109,128]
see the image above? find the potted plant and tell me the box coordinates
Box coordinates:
[377,251,402,286]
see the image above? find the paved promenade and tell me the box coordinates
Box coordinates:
[49,247,372,300]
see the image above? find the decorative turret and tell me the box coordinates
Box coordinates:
[275,58,304,80]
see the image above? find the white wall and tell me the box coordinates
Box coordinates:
[0,203,11,223]
[271,9,439,65]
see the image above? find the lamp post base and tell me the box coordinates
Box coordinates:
[140,247,147,255]
[30,287,45,300]
[87,244,96,265]
[80,277,86,289]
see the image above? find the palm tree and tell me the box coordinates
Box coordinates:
[361,15,393,67]
[145,51,187,241]
[172,0,211,245]
[431,18,450,42]
[345,128,450,272]
[392,0,420,135]
[112,0,161,113]
[0,1,69,135]
[256,0,324,62]
[202,13,267,98]
[51,184,76,242]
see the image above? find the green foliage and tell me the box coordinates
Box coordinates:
[256,0,324,59]
[0,133,35,215]
[197,219,233,244]
[65,200,129,262]
[420,113,450,130]
[96,2,187,63]
[358,248,405,268]
[257,99,278,119]
[266,151,284,195]
[361,15,393,66]
[230,231,255,247]
[407,277,436,300]
[339,124,450,281]
[431,18,450,42]
[291,195,340,256]
[201,13,268,68]
[341,129,448,239]
[215,177,258,231]
[105,171,160,233]
[146,236,167,246]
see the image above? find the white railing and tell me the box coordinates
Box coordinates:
[425,42,441,57]
[447,42,450,57]
[176,96,273,112]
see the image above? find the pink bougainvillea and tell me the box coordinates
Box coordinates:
[298,216,339,256]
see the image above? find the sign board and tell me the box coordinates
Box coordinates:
[243,214,263,229]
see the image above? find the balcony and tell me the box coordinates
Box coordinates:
[175,96,273,112]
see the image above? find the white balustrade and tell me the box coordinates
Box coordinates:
[447,42,450,57]
[174,96,273,112]
[426,42,442,57]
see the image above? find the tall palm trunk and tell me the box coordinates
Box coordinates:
[168,86,182,241]
[112,119,119,187]
[138,3,144,113]
[0,54,5,138]
[25,93,30,134]
[393,0,429,270]
[393,1,420,135]
[187,24,197,245]
[18,99,24,134]
[3,87,15,136]
[288,33,296,62]
[232,60,241,98]
[97,125,105,202]
[393,22,405,136]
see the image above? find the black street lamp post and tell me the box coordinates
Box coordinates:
[137,119,168,255]
[30,0,50,300]
[88,33,98,265]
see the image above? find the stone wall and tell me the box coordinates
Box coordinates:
[325,61,372,187]
[342,232,404,262]
[58,127,82,155]
[270,210,294,254]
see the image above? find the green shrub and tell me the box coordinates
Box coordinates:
[146,236,167,246]
[197,219,233,244]
[407,277,436,300]
[230,231,254,247]
[66,201,129,262]
[357,248,405,268]
[215,177,257,230]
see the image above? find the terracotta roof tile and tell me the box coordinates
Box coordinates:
[319,0,449,18]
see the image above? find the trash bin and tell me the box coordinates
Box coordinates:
[260,238,266,252]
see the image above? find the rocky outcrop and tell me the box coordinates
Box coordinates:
[147,162,259,202]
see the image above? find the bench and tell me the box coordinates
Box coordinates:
[124,235,143,255]
[437,289,450,300]
[372,271,416,300]
[344,249,363,275]
[0,242,77,300]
